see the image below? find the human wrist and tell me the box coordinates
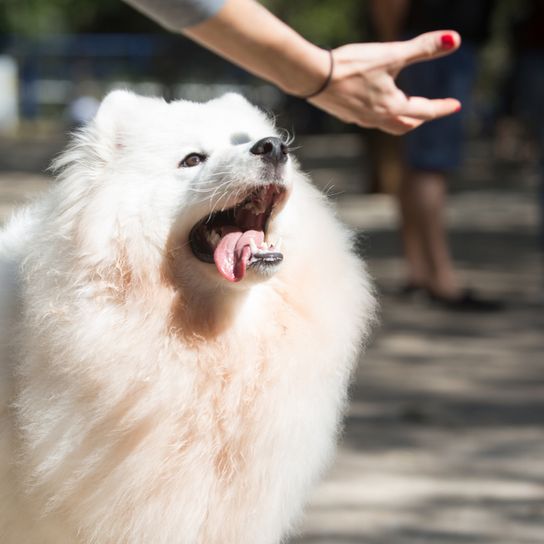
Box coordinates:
[272,39,331,98]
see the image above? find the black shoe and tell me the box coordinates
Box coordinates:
[428,288,504,312]
[397,282,426,298]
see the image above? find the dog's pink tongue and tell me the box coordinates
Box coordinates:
[214,228,264,282]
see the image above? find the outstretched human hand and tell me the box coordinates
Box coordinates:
[179,0,461,134]
[309,31,462,135]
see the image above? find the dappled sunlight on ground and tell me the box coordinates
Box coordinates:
[292,181,543,543]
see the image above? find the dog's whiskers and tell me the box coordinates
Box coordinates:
[278,127,296,148]
[207,180,234,215]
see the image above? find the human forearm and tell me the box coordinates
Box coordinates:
[125,0,227,31]
[124,0,463,134]
[182,0,330,96]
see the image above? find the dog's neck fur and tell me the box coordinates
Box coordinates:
[167,282,252,343]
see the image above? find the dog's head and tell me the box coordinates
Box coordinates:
[58,90,298,292]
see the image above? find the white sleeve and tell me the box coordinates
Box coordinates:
[124,0,227,31]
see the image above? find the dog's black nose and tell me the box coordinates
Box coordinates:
[250,137,288,165]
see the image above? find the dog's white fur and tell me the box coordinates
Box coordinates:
[0,91,374,544]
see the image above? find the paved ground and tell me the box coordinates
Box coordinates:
[295,195,544,544]
[0,145,542,543]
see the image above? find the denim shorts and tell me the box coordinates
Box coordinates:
[399,43,477,172]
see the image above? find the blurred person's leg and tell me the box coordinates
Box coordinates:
[395,43,502,308]
[399,168,460,297]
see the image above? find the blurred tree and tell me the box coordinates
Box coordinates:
[0,0,367,43]
[0,0,158,36]
[264,0,367,45]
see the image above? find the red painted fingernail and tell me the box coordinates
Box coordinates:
[441,34,455,50]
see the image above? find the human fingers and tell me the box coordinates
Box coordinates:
[379,116,422,135]
[393,30,461,68]
[323,93,426,134]
[396,96,462,121]
[348,110,422,135]
[328,104,423,135]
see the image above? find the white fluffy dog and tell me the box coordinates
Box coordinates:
[0,91,374,544]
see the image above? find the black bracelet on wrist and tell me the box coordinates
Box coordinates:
[300,48,334,100]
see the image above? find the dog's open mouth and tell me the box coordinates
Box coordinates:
[189,183,288,282]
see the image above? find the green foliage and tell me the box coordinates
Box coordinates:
[0,0,367,42]
[0,0,156,36]
[263,0,367,46]
[2,0,97,35]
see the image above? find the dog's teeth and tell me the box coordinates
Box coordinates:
[275,237,282,251]
[249,239,259,253]
[261,241,269,250]
[209,230,221,246]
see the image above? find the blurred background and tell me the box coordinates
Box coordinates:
[0,0,543,542]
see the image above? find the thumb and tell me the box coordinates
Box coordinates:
[396,30,461,67]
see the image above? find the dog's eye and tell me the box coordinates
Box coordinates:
[179,153,207,168]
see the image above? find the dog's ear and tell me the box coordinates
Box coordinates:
[91,89,141,152]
